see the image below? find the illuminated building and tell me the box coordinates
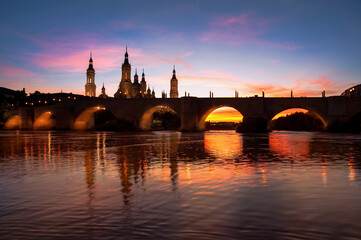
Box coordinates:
[341,84,361,97]
[99,83,108,98]
[85,53,96,97]
[170,66,178,98]
[114,48,155,98]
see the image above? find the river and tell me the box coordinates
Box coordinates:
[0,130,361,239]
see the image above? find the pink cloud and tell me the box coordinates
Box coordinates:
[23,33,194,73]
[31,46,124,73]
[0,65,37,78]
[183,69,350,97]
[200,13,266,45]
[200,13,304,50]
[135,51,194,70]
[199,69,239,80]
[147,68,348,98]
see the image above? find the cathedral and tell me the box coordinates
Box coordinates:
[84,48,179,99]
[114,48,155,98]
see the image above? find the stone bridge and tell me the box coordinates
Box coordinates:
[5,96,361,131]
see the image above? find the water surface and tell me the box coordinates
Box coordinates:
[1,130,361,239]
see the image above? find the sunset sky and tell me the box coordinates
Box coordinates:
[1,0,360,100]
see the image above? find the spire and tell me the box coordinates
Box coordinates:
[123,46,129,65]
[101,82,106,96]
[87,52,94,71]
[172,65,177,79]
[142,68,145,77]
[134,68,139,83]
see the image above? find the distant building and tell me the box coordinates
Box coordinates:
[99,83,108,98]
[170,66,178,98]
[341,84,361,97]
[114,48,155,98]
[85,53,96,97]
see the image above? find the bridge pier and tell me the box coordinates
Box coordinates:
[236,117,268,133]
[19,107,33,129]
[326,97,348,132]
[55,107,74,130]
[180,97,199,131]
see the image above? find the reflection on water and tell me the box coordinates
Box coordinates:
[1,130,361,239]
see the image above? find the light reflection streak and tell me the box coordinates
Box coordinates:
[349,151,355,183]
[97,133,100,166]
[185,162,192,184]
[204,131,242,159]
[24,136,28,160]
[48,132,51,159]
[234,164,239,178]
[269,133,310,159]
[261,166,267,185]
[102,132,107,166]
[209,161,215,177]
[322,162,327,187]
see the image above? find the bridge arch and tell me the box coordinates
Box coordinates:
[33,111,55,130]
[4,115,22,130]
[268,107,327,130]
[198,106,244,131]
[74,105,108,130]
[139,105,179,131]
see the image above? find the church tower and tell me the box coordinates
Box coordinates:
[85,53,96,97]
[170,66,178,98]
[121,47,131,83]
[99,83,107,98]
[140,69,147,97]
[115,47,132,98]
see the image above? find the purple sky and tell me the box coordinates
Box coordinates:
[0,0,360,97]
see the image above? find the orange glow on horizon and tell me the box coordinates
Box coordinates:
[272,108,308,120]
[205,107,243,122]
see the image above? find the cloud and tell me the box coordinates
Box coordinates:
[108,20,165,35]
[0,65,37,78]
[200,13,304,50]
[136,51,194,70]
[22,33,194,73]
[180,69,351,97]
[200,13,266,45]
